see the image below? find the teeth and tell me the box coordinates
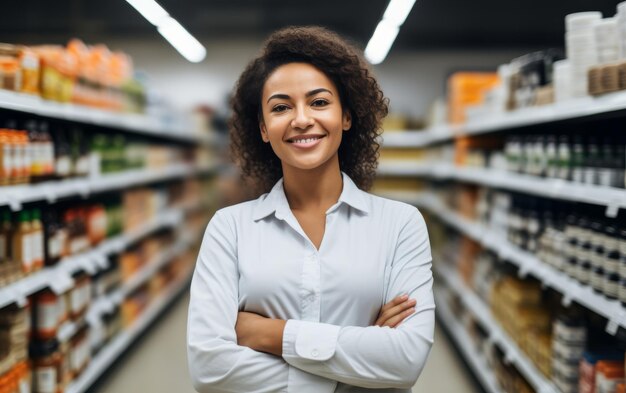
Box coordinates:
[292,137,320,143]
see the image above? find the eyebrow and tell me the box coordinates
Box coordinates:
[266,88,333,103]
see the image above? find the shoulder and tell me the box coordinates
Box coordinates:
[208,193,269,228]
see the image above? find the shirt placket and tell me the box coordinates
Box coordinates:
[278,206,339,393]
[275,207,323,322]
[300,250,321,322]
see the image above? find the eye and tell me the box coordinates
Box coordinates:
[311,99,329,107]
[271,104,289,113]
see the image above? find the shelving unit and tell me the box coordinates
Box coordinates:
[0,91,216,392]
[382,89,626,146]
[377,162,626,216]
[0,163,215,211]
[435,263,558,393]
[434,286,502,393]
[0,90,213,145]
[66,270,194,393]
[0,206,186,308]
[376,91,626,389]
[375,189,626,335]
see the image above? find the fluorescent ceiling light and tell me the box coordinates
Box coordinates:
[365,0,416,64]
[365,20,400,65]
[125,0,169,26]
[125,0,207,63]
[383,0,416,26]
[157,17,207,63]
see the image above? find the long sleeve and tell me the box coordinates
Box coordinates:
[281,208,435,389]
[187,210,289,393]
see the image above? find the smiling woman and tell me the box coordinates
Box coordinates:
[229,26,389,193]
[187,26,435,393]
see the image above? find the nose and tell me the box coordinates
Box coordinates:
[291,106,314,130]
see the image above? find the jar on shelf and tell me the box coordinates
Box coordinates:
[69,273,90,321]
[69,326,90,379]
[30,339,62,393]
[0,56,21,91]
[33,289,60,340]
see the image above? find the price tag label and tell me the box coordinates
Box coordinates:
[7,194,22,212]
[13,285,28,308]
[78,182,90,199]
[42,186,57,204]
[111,290,124,305]
[503,347,515,365]
[605,197,624,218]
[93,252,109,269]
[49,271,74,294]
[80,257,97,275]
[606,319,619,336]
[113,238,127,254]
[560,294,572,307]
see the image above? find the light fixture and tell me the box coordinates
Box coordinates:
[125,0,206,63]
[365,0,416,65]
[365,21,400,65]
[125,0,169,26]
[158,17,207,63]
[383,0,417,26]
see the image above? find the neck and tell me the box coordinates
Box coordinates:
[282,155,343,212]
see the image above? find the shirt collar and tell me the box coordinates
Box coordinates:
[252,171,370,221]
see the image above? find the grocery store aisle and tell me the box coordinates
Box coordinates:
[92,292,481,393]
[92,292,196,393]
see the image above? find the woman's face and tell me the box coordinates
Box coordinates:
[259,62,351,172]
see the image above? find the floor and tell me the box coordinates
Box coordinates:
[92,292,482,393]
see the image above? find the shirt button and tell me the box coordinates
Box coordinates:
[311,349,319,357]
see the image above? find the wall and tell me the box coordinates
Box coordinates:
[108,38,531,118]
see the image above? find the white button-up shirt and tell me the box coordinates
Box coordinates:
[187,172,435,393]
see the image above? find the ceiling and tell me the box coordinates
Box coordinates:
[5,0,623,50]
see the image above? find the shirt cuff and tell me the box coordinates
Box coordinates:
[282,320,341,362]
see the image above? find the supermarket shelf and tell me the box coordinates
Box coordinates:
[0,90,212,145]
[434,287,502,393]
[57,319,83,343]
[377,162,626,216]
[381,127,454,148]
[0,163,216,211]
[434,263,558,393]
[462,91,626,136]
[86,233,194,322]
[0,207,185,309]
[381,90,626,147]
[66,269,193,393]
[119,234,194,299]
[377,189,626,335]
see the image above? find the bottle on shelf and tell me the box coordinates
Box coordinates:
[12,210,33,275]
[52,127,71,180]
[31,208,44,272]
[43,209,65,267]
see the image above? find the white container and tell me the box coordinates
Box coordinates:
[617,2,626,59]
[566,11,602,32]
[595,18,619,63]
[553,60,572,102]
[565,12,602,97]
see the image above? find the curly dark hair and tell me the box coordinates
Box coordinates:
[229,26,389,193]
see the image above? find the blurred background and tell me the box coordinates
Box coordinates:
[1,1,626,392]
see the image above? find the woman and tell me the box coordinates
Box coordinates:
[187,26,434,393]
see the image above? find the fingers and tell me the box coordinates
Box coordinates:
[374,297,417,327]
[385,307,416,328]
[379,294,408,314]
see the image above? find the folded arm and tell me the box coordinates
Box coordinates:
[284,208,434,388]
[187,211,289,393]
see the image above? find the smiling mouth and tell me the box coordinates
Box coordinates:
[287,135,326,144]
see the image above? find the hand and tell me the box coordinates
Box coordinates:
[235,311,286,356]
[374,294,416,328]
